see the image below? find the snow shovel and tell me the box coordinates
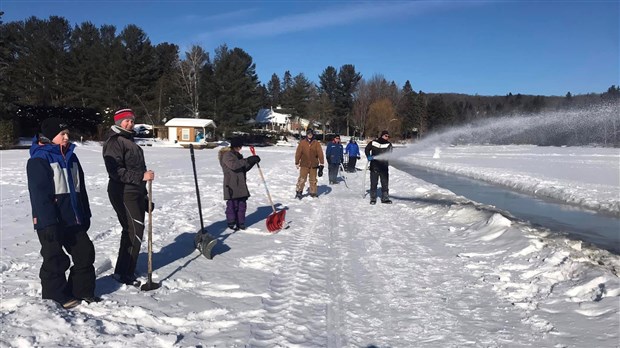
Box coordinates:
[190,144,217,259]
[141,180,161,291]
[249,146,286,232]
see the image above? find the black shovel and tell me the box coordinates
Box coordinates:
[141,180,161,291]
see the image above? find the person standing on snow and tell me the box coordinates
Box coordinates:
[218,138,261,230]
[325,134,344,184]
[345,138,360,172]
[365,130,393,204]
[27,118,97,309]
[102,109,155,286]
[294,129,324,199]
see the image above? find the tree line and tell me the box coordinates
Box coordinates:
[1,14,618,147]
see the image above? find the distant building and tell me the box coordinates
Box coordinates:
[255,107,321,136]
[164,118,217,144]
[255,107,291,132]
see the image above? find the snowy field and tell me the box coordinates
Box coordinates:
[1,143,619,347]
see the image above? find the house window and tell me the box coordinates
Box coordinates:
[182,128,190,141]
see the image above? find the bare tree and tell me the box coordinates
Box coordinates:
[366,98,397,139]
[353,74,400,138]
[177,45,208,117]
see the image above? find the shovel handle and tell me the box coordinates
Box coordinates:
[249,146,276,213]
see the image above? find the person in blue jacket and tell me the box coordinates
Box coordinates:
[345,138,360,172]
[27,118,97,309]
[325,134,344,184]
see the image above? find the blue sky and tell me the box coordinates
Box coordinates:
[2,1,618,96]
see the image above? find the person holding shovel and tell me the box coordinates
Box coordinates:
[103,109,155,286]
[218,137,260,230]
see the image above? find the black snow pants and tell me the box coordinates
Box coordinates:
[37,225,95,303]
[369,168,389,200]
[108,181,145,278]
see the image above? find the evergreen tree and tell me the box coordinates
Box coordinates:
[153,42,180,123]
[318,66,338,131]
[398,80,417,138]
[280,70,293,108]
[267,73,281,107]
[99,24,123,114]
[0,15,21,119]
[67,22,106,109]
[212,44,260,131]
[287,73,314,119]
[336,64,361,135]
[256,84,270,109]
[118,24,159,120]
[12,16,72,106]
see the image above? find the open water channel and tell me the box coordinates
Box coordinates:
[395,163,620,254]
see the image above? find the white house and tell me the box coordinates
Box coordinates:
[255,107,291,132]
[164,118,217,143]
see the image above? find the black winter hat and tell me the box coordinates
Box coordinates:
[229,137,243,148]
[306,128,314,135]
[41,118,69,140]
[380,130,390,137]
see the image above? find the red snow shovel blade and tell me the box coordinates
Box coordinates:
[266,210,286,233]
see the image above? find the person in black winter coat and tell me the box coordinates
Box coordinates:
[364,130,393,204]
[102,109,155,286]
[218,138,260,230]
[27,118,97,309]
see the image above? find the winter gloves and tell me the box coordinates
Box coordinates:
[246,155,261,166]
[144,196,155,212]
[318,165,324,177]
[367,155,374,161]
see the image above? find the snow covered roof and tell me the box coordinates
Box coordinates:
[255,108,290,124]
[164,118,217,128]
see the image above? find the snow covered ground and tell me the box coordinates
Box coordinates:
[1,142,619,347]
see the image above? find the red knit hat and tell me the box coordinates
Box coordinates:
[114,109,135,125]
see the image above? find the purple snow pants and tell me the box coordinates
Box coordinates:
[225,198,247,225]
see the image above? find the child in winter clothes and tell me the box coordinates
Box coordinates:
[27,118,97,309]
[345,138,360,172]
[218,138,260,230]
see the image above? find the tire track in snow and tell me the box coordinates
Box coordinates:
[249,198,331,347]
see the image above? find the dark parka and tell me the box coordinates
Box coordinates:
[365,137,393,172]
[218,147,256,200]
[27,136,91,230]
[102,126,147,194]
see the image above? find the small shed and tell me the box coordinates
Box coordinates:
[164,118,217,143]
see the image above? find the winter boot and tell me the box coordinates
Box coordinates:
[227,222,238,230]
[295,191,303,199]
[381,192,392,204]
[370,195,377,205]
[238,223,247,230]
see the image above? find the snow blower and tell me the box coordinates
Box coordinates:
[249,146,286,232]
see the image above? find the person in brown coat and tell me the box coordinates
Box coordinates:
[294,129,324,199]
[218,138,260,230]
